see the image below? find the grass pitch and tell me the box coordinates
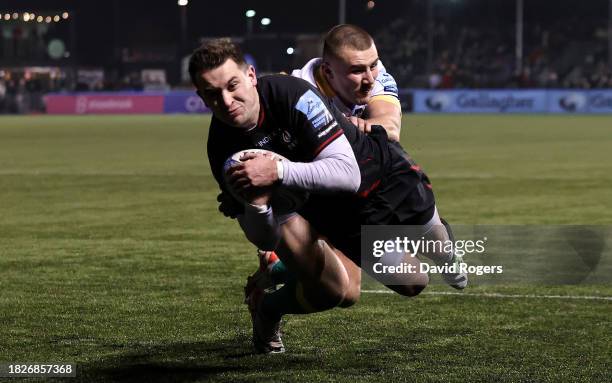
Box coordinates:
[0,114,610,382]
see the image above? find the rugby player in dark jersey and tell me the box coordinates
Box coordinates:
[190,39,467,354]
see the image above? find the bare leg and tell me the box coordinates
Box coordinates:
[329,245,361,308]
[382,252,429,297]
[272,214,351,311]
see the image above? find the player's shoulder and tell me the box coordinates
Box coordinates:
[373,61,399,96]
[290,58,322,84]
[258,74,321,101]
[376,61,396,84]
[376,60,388,74]
[259,73,311,87]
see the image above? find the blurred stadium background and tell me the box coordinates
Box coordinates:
[1,1,611,382]
[1,0,612,114]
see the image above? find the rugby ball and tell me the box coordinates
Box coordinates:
[223,149,308,214]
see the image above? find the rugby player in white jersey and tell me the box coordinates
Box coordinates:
[292,24,402,142]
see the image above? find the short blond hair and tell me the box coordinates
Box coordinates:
[323,24,373,59]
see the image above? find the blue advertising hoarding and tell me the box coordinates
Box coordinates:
[412,89,612,114]
[44,89,612,115]
[163,90,210,114]
[547,91,589,113]
[587,91,612,113]
[413,90,548,113]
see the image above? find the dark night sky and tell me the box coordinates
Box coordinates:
[0,0,397,64]
[1,0,608,66]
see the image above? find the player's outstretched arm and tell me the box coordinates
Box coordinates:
[363,98,401,142]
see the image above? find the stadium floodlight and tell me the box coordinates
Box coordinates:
[177,0,189,6]
[62,12,69,19]
[23,13,30,22]
[12,12,18,19]
[45,16,51,23]
[260,17,271,26]
[53,15,60,22]
[36,16,43,23]
[3,14,9,21]
[286,47,295,55]
[245,10,256,18]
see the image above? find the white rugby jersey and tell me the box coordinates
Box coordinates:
[291,57,400,117]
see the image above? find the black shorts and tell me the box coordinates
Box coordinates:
[298,141,436,265]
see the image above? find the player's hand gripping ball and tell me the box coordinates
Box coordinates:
[223,149,308,214]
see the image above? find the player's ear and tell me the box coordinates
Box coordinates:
[246,65,257,86]
[321,62,334,79]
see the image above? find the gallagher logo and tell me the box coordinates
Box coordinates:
[558,93,586,112]
[425,93,451,111]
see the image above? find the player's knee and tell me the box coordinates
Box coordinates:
[338,261,361,308]
[411,272,429,296]
[403,282,427,297]
[392,273,429,297]
[309,282,347,310]
[393,283,427,297]
[299,276,346,311]
[325,269,351,307]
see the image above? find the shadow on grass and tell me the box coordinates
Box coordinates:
[73,336,319,383]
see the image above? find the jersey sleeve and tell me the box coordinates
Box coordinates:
[370,63,400,106]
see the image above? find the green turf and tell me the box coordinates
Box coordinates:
[0,115,610,382]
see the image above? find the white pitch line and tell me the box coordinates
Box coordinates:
[361,290,612,301]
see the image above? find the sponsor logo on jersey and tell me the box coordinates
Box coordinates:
[256,135,272,147]
[280,130,298,150]
[379,73,398,95]
[281,130,292,143]
[316,121,338,138]
[295,89,334,130]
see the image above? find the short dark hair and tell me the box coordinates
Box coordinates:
[322,24,374,59]
[188,38,246,86]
